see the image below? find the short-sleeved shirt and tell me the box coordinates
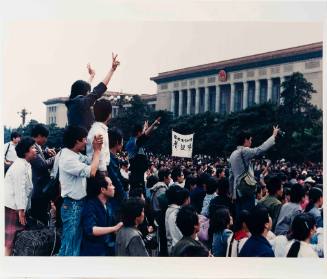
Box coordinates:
[86,121,109,171]
[59,148,91,200]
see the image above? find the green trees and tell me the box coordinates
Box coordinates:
[4,120,64,149]
[276,72,322,162]
[3,72,322,162]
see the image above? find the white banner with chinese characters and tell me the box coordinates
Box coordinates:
[172,131,194,158]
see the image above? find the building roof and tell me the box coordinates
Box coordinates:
[150,42,323,84]
[43,97,68,105]
[44,91,156,105]
[140,94,157,101]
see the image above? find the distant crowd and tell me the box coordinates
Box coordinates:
[4,53,323,257]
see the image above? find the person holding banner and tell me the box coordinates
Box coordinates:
[126,117,161,191]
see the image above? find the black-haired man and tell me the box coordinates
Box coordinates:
[30,124,56,225]
[172,205,209,257]
[125,118,160,190]
[259,175,283,231]
[239,205,274,257]
[80,172,123,256]
[229,126,280,223]
[4,131,21,174]
[275,183,305,235]
[58,125,103,256]
[115,197,149,256]
[108,127,127,216]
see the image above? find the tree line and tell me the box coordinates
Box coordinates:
[4,72,322,163]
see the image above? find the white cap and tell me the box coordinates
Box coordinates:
[304,177,315,183]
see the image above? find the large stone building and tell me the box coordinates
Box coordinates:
[43,92,157,128]
[151,42,322,117]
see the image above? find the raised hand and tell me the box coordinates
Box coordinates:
[143,120,149,132]
[272,125,280,138]
[87,63,96,78]
[112,53,120,71]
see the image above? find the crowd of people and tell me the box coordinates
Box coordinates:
[4,54,324,257]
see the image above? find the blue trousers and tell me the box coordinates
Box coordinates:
[58,197,85,256]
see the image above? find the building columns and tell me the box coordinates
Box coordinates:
[195,88,200,114]
[243,82,248,109]
[279,76,285,105]
[178,90,183,116]
[187,89,191,115]
[170,91,175,116]
[255,80,260,104]
[204,87,209,112]
[215,85,220,113]
[230,83,235,112]
[267,78,273,102]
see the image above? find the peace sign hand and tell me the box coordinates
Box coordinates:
[112,53,120,71]
[272,125,280,138]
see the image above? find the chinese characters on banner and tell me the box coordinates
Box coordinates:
[172,130,194,158]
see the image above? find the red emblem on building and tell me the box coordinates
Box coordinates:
[218,70,227,82]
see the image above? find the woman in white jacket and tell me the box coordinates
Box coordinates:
[4,137,37,256]
[285,213,318,258]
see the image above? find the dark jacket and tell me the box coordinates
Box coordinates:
[190,186,206,214]
[172,236,208,257]
[66,82,107,131]
[208,195,234,220]
[30,144,55,199]
[80,197,116,256]
[108,152,127,204]
[259,195,282,231]
[239,235,275,257]
[126,135,149,187]
[115,227,149,256]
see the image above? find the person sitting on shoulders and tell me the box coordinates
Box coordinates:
[66,54,120,131]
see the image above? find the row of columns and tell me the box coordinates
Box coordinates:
[171,77,285,116]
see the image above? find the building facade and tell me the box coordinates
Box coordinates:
[151,42,323,117]
[43,92,157,128]
[43,98,68,127]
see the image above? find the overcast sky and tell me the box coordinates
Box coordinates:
[1,1,326,128]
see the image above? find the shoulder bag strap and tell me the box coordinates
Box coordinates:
[55,150,63,179]
[240,149,249,173]
[4,143,11,160]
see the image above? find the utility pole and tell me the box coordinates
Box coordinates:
[17,108,31,127]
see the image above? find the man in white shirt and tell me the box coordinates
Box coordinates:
[120,161,130,180]
[58,125,103,256]
[86,98,112,175]
[165,185,190,255]
[4,131,21,174]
